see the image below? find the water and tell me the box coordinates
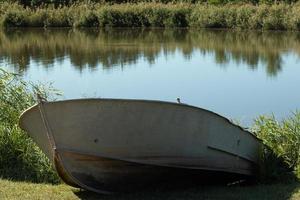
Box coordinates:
[1,28,300,125]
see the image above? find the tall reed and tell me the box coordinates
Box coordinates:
[254,112,300,181]
[1,2,300,30]
[0,69,60,183]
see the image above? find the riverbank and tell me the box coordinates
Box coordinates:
[1,178,300,200]
[0,2,300,30]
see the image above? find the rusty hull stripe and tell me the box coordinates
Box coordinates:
[56,148,254,176]
[54,151,79,188]
[54,150,113,194]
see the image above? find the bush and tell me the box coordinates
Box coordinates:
[288,6,300,30]
[97,3,191,27]
[1,10,29,27]
[0,69,60,183]
[262,4,288,30]
[1,2,300,29]
[98,5,144,27]
[190,5,228,28]
[248,4,268,29]
[190,3,300,30]
[235,5,256,29]
[43,7,72,27]
[257,144,295,183]
[74,11,99,27]
[27,8,48,27]
[253,112,300,179]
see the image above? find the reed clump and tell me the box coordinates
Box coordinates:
[190,3,300,30]
[0,69,60,183]
[98,3,191,27]
[253,112,300,181]
[0,2,192,28]
[1,2,300,30]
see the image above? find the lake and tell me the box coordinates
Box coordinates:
[1,28,300,126]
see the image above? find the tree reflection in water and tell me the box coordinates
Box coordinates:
[1,28,299,77]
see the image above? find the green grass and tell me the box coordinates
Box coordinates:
[1,179,300,200]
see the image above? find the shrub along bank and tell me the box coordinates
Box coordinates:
[0,69,60,183]
[1,2,300,30]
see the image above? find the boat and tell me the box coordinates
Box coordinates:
[19,98,261,193]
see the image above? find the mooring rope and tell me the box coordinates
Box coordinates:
[36,93,57,156]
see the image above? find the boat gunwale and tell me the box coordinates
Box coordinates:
[19,98,261,142]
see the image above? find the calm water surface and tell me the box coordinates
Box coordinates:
[1,28,300,125]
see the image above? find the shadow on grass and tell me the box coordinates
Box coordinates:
[73,179,300,200]
[0,166,60,185]
[72,147,300,200]
[72,166,300,200]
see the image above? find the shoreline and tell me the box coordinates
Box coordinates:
[1,2,300,30]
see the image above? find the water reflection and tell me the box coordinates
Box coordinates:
[1,28,300,125]
[1,28,299,76]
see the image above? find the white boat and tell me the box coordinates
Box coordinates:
[19,98,261,193]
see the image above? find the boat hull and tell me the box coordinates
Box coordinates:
[19,99,261,193]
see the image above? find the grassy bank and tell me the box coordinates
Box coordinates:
[1,2,300,30]
[1,179,300,200]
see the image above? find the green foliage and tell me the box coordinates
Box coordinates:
[190,3,300,30]
[1,0,300,6]
[98,5,146,27]
[288,5,300,30]
[74,10,99,27]
[190,5,225,28]
[3,0,79,7]
[97,3,191,27]
[0,2,192,27]
[1,10,28,27]
[257,144,296,183]
[0,69,60,183]
[248,4,268,29]
[0,2,300,29]
[235,5,256,29]
[253,112,300,180]
[262,4,288,30]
